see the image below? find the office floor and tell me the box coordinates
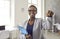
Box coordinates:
[44,30,60,39]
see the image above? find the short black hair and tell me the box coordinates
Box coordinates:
[29,5,37,10]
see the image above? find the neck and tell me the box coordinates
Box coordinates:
[29,17,35,21]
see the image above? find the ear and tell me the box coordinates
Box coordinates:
[36,11,37,14]
[35,12,37,14]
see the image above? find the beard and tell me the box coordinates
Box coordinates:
[30,15,35,19]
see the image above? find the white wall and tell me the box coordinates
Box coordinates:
[45,0,60,23]
[15,0,28,26]
[41,0,45,19]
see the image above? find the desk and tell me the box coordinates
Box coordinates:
[0,30,9,39]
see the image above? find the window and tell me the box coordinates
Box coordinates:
[0,0,15,27]
[0,0,10,25]
[28,0,42,18]
[32,0,37,4]
[0,0,15,30]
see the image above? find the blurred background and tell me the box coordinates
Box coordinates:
[0,0,60,39]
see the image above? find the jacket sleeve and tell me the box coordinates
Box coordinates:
[40,19,45,39]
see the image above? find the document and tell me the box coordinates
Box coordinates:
[18,26,28,35]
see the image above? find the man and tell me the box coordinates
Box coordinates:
[22,5,45,39]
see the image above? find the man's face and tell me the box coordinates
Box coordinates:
[28,7,37,18]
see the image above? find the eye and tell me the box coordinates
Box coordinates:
[28,10,37,12]
[28,10,31,12]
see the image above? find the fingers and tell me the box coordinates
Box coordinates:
[25,34,32,39]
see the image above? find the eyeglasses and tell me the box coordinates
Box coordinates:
[28,10,37,12]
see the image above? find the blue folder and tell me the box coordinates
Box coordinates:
[18,26,28,35]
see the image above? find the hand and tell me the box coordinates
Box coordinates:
[25,34,32,39]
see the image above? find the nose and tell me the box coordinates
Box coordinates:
[30,13,34,16]
[30,10,34,13]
